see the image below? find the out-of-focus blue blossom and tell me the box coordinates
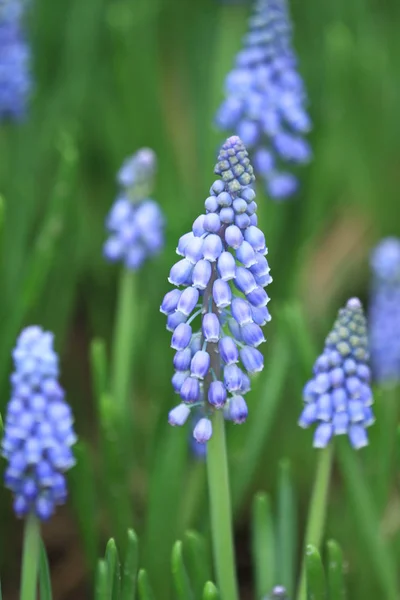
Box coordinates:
[0,0,31,120]
[215,0,311,201]
[1,326,76,521]
[104,148,165,270]
[263,586,288,599]
[162,136,272,443]
[369,237,400,384]
[299,298,374,450]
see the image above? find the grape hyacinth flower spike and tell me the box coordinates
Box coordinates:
[299,298,374,450]
[369,237,400,384]
[104,147,165,270]
[0,0,31,119]
[215,0,311,200]
[162,136,272,444]
[1,326,76,520]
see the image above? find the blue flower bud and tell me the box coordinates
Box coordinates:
[227,395,248,423]
[184,237,204,264]
[219,337,239,365]
[217,191,233,207]
[220,207,235,224]
[205,196,219,212]
[217,252,237,281]
[204,213,222,233]
[213,279,232,309]
[251,305,271,325]
[190,351,210,379]
[246,286,269,307]
[233,198,248,214]
[231,298,253,325]
[225,225,244,249]
[241,322,265,347]
[235,267,258,294]
[192,215,206,237]
[168,404,191,426]
[171,323,192,350]
[236,241,257,267]
[160,289,182,315]
[208,381,227,408]
[224,364,243,392]
[166,311,187,332]
[202,313,220,342]
[240,346,264,373]
[180,377,201,403]
[177,287,199,316]
[169,259,194,286]
[177,232,195,256]
[348,424,368,449]
[172,370,190,393]
[173,349,192,371]
[193,418,212,443]
[235,213,251,229]
[203,234,223,262]
[192,259,212,289]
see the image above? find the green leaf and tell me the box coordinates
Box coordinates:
[137,569,156,600]
[183,530,211,599]
[171,540,195,600]
[105,539,121,600]
[121,529,139,600]
[326,540,346,600]
[67,441,99,570]
[277,459,296,598]
[306,545,327,600]
[252,492,275,598]
[39,540,53,600]
[96,559,110,600]
[90,337,109,405]
[202,581,220,600]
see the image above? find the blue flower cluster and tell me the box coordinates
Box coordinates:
[104,148,165,270]
[161,136,271,443]
[1,326,76,520]
[369,237,400,384]
[299,298,374,450]
[0,0,31,119]
[215,0,311,201]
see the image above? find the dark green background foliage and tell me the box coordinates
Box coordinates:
[1,0,400,598]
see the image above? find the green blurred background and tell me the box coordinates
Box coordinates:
[1,0,400,598]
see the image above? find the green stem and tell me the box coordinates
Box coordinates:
[20,513,41,600]
[111,268,137,410]
[297,445,334,600]
[206,411,239,600]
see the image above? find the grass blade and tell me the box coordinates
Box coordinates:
[105,539,121,600]
[252,492,275,598]
[202,581,220,600]
[171,541,195,600]
[39,540,53,600]
[137,570,156,600]
[183,530,211,600]
[121,529,139,600]
[326,540,345,600]
[305,545,326,600]
[96,560,110,600]
[277,460,297,597]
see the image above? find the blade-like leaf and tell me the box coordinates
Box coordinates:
[122,529,139,600]
[90,337,109,405]
[326,540,345,600]
[137,569,156,600]
[39,540,53,600]
[96,560,110,600]
[105,538,121,600]
[277,460,296,598]
[252,492,275,598]
[171,540,195,600]
[183,530,211,600]
[306,545,327,600]
[202,581,220,600]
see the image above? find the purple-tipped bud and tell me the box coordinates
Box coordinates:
[173,349,192,371]
[172,370,189,393]
[246,286,269,307]
[167,311,187,332]
[219,337,239,364]
[192,260,212,289]
[203,234,223,262]
[193,418,212,443]
[168,259,193,286]
[225,225,244,249]
[208,381,227,408]
[236,241,257,268]
[213,279,232,309]
[177,287,200,316]
[227,395,248,423]
[217,252,237,281]
[180,377,201,403]
[349,425,368,449]
[241,323,265,347]
[177,232,194,256]
[235,267,258,294]
[235,213,251,229]
[190,351,210,379]
[231,298,253,325]
[160,289,182,315]
[244,226,266,252]
[171,323,192,350]
[224,364,243,392]
[192,215,206,237]
[168,404,191,426]
[313,423,333,448]
[240,346,264,373]
[251,305,271,325]
[184,237,204,264]
[202,313,220,342]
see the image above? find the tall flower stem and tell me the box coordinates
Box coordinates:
[206,410,239,600]
[111,268,137,412]
[296,445,334,600]
[20,513,40,600]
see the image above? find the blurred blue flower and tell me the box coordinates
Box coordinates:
[104,148,165,270]
[162,136,272,442]
[369,237,400,384]
[264,586,288,599]
[0,0,31,119]
[299,298,374,450]
[215,0,311,201]
[1,326,76,520]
